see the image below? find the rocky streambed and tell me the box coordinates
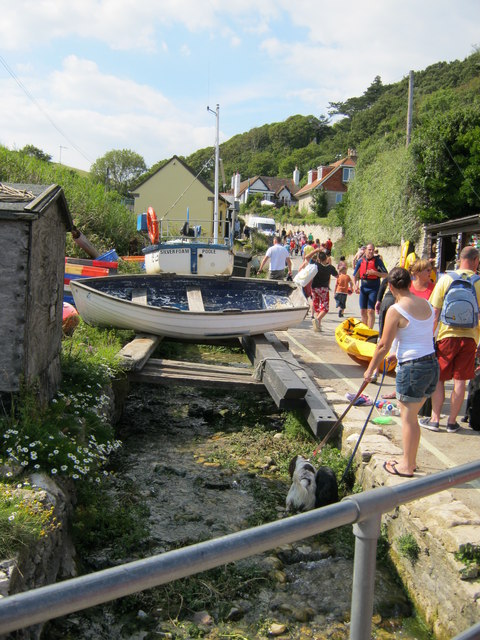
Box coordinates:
[45,382,431,640]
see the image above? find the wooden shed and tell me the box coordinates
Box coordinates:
[424,214,480,272]
[0,183,73,402]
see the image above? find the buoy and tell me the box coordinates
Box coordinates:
[146,206,159,244]
[62,302,80,336]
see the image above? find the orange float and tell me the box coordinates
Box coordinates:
[147,206,159,244]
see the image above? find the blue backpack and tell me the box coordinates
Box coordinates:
[440,271,480,328]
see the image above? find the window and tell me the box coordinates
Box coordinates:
[342,167,355,182]
[335,193,343,204]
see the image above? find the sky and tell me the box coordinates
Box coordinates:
[1,0,479,173]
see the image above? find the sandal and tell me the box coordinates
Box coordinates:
[381,392,396,399]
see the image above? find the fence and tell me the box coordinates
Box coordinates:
[0,461,479,639]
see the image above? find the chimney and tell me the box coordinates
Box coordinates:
[293,166,300,186]
[307,169,318,185]
[317,165,329,179]
[348,148,357,158]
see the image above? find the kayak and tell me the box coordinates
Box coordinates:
[335,317,396,372]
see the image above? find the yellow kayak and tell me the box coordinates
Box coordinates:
[335,317,396,372]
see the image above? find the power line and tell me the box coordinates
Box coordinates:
[0,54,93,166]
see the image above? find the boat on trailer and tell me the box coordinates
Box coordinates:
[142,104,236,277]
[70,273,308,340]
[143,233,234,276]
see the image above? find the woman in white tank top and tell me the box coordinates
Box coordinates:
[364,267,439,478]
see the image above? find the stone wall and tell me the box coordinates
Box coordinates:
[0,475,76,640]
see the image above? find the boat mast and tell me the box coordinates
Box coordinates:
[207,103,220,243]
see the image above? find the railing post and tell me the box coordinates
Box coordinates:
[349,513,382,640]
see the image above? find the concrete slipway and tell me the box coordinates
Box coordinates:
[277,289,480,639]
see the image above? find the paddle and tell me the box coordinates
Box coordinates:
[312,378,369,457]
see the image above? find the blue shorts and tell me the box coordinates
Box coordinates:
[395,354,439,403]
[359,282,380,310]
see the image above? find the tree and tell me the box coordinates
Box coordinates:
[20,145,51,162]
[91,149,147,196]
[311,188,328,217]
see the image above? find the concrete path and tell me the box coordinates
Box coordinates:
[284,256,480,510]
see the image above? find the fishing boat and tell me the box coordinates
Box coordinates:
[335,317,396,372]
[142,218,234,276]
[70,273,308,340]
[142,104,235,277]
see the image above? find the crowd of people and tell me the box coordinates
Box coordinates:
[259,232,480,479]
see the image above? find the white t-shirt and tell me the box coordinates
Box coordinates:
[266,244,290,271]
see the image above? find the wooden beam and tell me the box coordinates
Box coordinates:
[241,334,308,408]
[265,332,337,437]
[186,287,205,312]
[129,358,265,392]
[116,333,162,371]
[132,288,148,305]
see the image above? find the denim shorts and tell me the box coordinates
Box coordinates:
[395,354,439,403]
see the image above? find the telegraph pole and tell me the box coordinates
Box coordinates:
[59,145,68,164]
[406,70,414,147]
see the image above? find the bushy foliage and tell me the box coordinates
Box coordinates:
[0,146,139,256]
[339,144,422,251]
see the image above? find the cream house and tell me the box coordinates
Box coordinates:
[132,156,228,241]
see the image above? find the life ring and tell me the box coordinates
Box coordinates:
[147,206,159,244]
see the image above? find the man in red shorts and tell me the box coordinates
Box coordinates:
[420,246,480,433]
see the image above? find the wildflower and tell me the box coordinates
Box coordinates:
[60,465,67,472]
[51,469,57,475]
[6,472,12,478]
[8,514,15,521]
[72,474,79,479]
[30,452,37,460]
[34,465,40,470]
[53,450,59,455]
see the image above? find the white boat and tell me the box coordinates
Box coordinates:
[143,237,234,276]
[70,273,308,340]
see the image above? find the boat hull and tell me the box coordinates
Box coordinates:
[335,318,396,372]
[143,242,234,276]
[71,274,308,340]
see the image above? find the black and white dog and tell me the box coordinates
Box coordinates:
[286,455,339,513]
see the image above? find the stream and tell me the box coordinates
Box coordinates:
[45,379,432,640]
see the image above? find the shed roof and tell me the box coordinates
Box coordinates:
[0,183,73,230]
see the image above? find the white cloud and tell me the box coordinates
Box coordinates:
[1,0,480,173]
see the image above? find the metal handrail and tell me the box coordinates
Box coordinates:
[0,461,479,639]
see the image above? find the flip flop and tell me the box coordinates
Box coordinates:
[383,461,414,478]
[381,392,396,399]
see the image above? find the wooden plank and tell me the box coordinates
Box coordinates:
[116,333,162,371]
[129,359,265,392]
[241,334,308,407]
[148,358,254,377]
[265,332,337,437]
[186,287,205,312]
[132,288,148,305]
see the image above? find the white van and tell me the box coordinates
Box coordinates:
[243,215,277,236]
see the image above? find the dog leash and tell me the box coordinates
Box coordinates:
[313,360,388,459]
[312,378,369,457]
[340,363,387,483]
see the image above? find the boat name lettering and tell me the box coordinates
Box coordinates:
[160,248,190,255]
[202,248,218,254]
